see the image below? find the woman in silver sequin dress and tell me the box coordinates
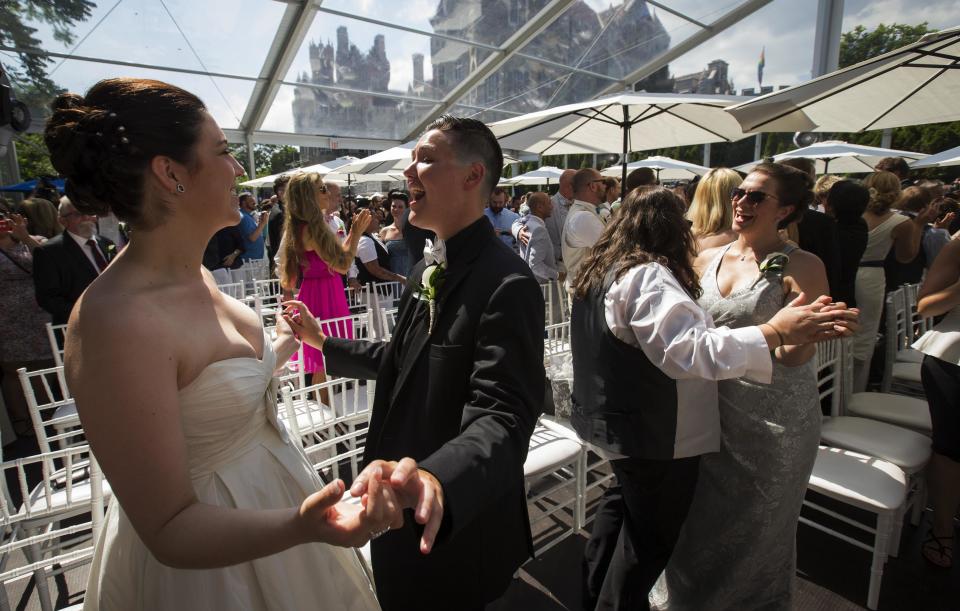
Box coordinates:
[652,163,834,610]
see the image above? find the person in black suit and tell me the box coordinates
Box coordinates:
[823,180,869,307]
[33,197,115,324]
[781,159,841,297]
[285,115,545,611]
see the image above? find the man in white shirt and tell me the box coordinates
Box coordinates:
[33,197,115,324]
[543,169,576,271]
[561,168,606,288]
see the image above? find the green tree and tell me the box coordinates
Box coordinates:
[1,0,96,96]
[229,143,302,178]
[838,23,932,67]
[13,132,56,179]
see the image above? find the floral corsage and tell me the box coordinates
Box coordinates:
[751,252,789,288]
[417,239,447,334]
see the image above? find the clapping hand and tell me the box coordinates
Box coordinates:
[518,227,531,247]
[767,292,860,345]
[7,213,30,241]
[349,209,373,237]
[298,470,402,548]
[350,457,444,554]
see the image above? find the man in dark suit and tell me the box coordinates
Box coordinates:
[33,197,115,325]
[299,116,545,610]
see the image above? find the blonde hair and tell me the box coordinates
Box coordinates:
[277,172,353,291]
[814,175,842,199]
[687,168,741,236]
[863,171,902,214]
[20,198,62,238]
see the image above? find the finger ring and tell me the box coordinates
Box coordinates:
[370,526,390,540]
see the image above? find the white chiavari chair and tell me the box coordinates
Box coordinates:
[544,322,571,357]
[344,285,368,316]
[816,339,931,551]
[44,323,68,368]
[316,312,373,373]
[841,336,932,435]
[252,278,284,326]
[216,281,245,300]
[279,377,372,485]
[17,367,82,454]
[0,444,106,611]
[880,289,923,395]
[380,308,400,342]
[523,417,585,556]
[801,446,906,610]
[539,280,565,326]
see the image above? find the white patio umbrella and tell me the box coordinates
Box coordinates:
[733,140,927,175]
[600,155,709,181]
[727,26,960,133]
[910,144,960,169]
[489,92,750,187]
[334,141,519,175]
[238,171,287,188]
[503,165,566,186]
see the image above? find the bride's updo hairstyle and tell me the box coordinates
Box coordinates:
[44,78,207,230]
[748,162,814,229]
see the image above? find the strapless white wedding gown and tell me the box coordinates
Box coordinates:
[83,334,380,611]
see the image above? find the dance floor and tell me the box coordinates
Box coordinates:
[4,432,957,610]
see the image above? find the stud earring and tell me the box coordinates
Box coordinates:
[176,183,185,193]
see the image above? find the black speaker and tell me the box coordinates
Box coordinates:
[793,131,821,148]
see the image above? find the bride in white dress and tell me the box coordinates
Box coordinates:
[44,78,398,610]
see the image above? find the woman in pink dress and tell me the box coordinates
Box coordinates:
[278,172,370,385]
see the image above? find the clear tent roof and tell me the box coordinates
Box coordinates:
[1,0,903,155]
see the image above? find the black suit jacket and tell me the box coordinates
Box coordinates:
[324,217,545,610]
[797,208,841,298]
[32,233,114,324]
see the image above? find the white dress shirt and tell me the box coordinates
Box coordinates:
[67,230,106,272]
[605,262,772,457]
[561,200,605,286]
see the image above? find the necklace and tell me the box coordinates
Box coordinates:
[730,240,787,264]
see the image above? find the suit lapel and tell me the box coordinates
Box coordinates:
[386,219,490,408]
[64,232,99,277]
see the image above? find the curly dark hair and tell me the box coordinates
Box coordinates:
[44,78,207,230]
[572,187,700,300]
[749,163,814,229]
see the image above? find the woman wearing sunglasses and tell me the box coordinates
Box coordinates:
[652,163,833,610]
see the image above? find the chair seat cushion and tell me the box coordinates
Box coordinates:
[895,348,924,364]
[808,446,907,512]
[846,392,931,433]
[892,361,923,383]
[524,425,582,481]
[821,417,931,472]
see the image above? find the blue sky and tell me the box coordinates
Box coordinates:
[6,0,958,134]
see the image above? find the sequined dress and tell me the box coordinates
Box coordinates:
[650,243,821,611]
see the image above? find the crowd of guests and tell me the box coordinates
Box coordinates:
[1,74,958,611]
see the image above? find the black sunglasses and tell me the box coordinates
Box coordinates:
[730,188,777,204]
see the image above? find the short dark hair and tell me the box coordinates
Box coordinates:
[625,167,657,190]
[44,78,207,229]
[238,192,255,206]
[424,115,503,199]
[874,157,910,178]
[779,157,816,181]
[749,163,813,229]
[826,180,869,223]
[572,168,600,194]
[388,189,408,203]
[273,174,291,190]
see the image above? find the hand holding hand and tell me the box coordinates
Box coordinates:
[281,300,325,349]
[298,472,401,548]
[767,292,860,345]
[351,457,444,554]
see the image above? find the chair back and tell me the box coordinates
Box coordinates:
[815,339,843,417]
[317,312,372,372]
[545,321,571,357]
[216,281,245,300]
[45,322,68,368]
[881,288,908,392]
[344,285,368,314]
[17,366,83,454]
[540,280,566,325]
[902,283,932,336]
[279,377,372,484]
[380,308,399,341]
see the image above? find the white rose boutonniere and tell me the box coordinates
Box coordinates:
[418,238,447,333]
[418,263,445,334]
[106,243,118,260]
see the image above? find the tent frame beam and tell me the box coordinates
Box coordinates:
[401,0,578,141]
[599,0,774,96]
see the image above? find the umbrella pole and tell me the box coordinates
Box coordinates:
[823,158,830,174]
[621,107,630,193]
